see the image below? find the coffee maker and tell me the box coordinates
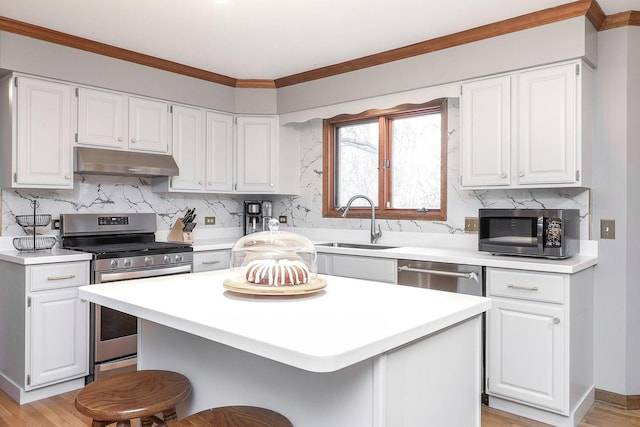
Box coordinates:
[243,200,273,235]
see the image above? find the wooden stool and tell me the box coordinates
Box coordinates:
[174,406,293,427]
[75,370,192,427]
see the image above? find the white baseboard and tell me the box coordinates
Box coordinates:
[0,374,85,405]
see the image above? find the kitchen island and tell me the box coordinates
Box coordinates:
[79,269,491,427]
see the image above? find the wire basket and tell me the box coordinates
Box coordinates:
[13,236,58,252]
[15,214,52,228]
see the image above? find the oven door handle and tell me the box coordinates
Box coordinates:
[96,264,193,283]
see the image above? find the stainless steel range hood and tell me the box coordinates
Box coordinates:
[75,147,179,177]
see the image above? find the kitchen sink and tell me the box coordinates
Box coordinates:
[316,242,397,250]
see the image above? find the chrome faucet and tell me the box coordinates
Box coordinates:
[341,195,382,244]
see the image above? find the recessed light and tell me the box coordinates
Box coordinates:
[214,0,230,4]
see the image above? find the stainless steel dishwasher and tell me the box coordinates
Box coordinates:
[397,259,488,404]
[397,260,484,296]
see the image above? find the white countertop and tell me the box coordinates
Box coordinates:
[78,269,491,373]
[0,227,598,273]
[190,237,597,274]
[0,248,93,265]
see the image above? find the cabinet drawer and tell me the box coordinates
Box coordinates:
[28,262,89,291]
[487,268,565,303]
[193,250,230,273]
[331,255,396,284]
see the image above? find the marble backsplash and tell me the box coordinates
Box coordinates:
[0,100,591,240]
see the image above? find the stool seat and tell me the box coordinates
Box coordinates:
[174,406,293,427]
[75,370,191,427]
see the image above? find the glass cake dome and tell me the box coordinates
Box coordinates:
[230,220,317,285]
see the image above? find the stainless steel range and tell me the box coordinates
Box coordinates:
[60,213,193,382]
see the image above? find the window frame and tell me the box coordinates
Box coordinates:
[322,98,448,221]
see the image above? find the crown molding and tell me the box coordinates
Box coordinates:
[1,1,637,90]
[600,10,640,30]
[0,16,238,88]
[275,0,593,88]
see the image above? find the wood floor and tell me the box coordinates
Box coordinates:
[2,388,640,426]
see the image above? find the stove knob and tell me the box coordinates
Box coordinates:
[163,255,172,264]
[110,259,119,269]
[123,258,132,268]
[144,256,154,266]
[174,254,183,263]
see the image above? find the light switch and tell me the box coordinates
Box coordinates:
[601,219,615,239]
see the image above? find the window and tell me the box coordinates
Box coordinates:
[323,99,447,220]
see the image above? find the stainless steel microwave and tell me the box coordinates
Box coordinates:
[478,209,580,259]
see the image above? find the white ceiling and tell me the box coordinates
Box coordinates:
[0,0,637,80]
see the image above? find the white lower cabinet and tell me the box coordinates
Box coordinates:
[317,253,396,283]
[193,250,231,273]
[486,267,594,426]
[0,260,90,400]
[28,288,88,388]
[488,294,565,411]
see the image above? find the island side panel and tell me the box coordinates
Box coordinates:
[375,315,482,427]
[137,320,375,427]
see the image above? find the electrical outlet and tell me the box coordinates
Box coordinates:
[204,217,216,225]
[51,219,60,230]
[601,219,615,239]
[278,215,288,224]
[465,217,478,233]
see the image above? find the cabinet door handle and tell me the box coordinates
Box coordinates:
[47,274,76,281]
[553,317,561,324]
[507,284,538,291]
[201,260,221,265]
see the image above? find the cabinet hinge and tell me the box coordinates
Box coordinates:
[75,87,79,97]
[75,133,78,143]
[575,64,580,76]
[576,170,580,181]
[384,159,390,168]
[27,296,31,308]
[14,172,18,183]
[169,105,173,114]
[460,85,463,96]
[234,183,237,191]
[234,117,238,125]
[26,375,30,386]
[14,77,18,87]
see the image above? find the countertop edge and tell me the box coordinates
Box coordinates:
[78,276,492,373]
[0,249,93,265]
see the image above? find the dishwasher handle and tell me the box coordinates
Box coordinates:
[397,265,479,282]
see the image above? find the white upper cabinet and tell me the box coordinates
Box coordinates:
[76,88,170,154]
[1,75,74,189]
[516,65,578,185]
[235,115,278,193]
[76,87,126,149]
[168,105,205,192]
[128,96,170,153]
[205,111,234,192]
[460,61,591,189]
[460,75,511,187]
[152,108,234,194]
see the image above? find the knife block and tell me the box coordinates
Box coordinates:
[167,218,194,243]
